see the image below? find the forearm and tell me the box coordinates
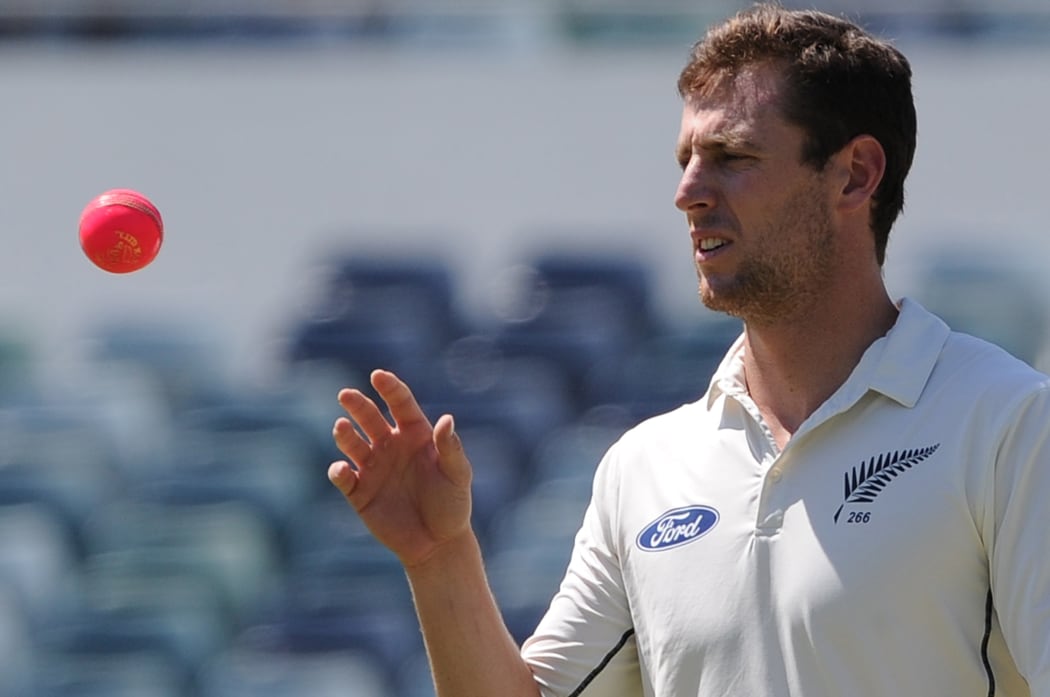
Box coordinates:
[406,531,542,697]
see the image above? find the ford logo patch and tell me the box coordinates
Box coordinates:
[636,505,719,551]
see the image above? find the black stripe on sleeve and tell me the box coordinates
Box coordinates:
[566,628,636,697]
[981,589,996,697]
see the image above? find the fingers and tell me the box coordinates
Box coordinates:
[433,413,460,458]
[337,370,431,438]
[328,460,359,497]
[371,369,432,430]
[433,413,472,488]
[337,387,393,444]
[333,416,372,466]
[331,369,442,492]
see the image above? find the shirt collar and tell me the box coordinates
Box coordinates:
[705,297,950,410]
[862,297,950,408]
[707,332,746,408]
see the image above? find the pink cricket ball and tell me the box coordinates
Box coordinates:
[79,188,164,273]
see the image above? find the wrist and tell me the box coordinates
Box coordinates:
[404,529,483,581]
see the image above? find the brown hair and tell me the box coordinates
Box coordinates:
[678,3,916,265]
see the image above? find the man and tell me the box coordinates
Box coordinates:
[329,4,1050,695]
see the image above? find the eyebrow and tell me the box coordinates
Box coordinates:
[707,131,761,150]
[675,132,761,166]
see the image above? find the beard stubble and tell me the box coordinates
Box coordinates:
[697,175,837,327]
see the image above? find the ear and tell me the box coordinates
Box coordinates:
[834,134,886,214]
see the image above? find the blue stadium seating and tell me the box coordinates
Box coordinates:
[133,401,327,535]
[490,254,659,403]
[0,329,37,409]
[452,424,530,538]
[81,501,282,626]
[584,315,742,420]
[912,256,1049,367]
[0,580,33,696]
[414,341,576,471]
[286,254,468,388]
[6,246,1043,697]
[395,649,437,697]
[0,505,80,628]
[0,404,127,553]
[276,497,421,685]
[525,419,627,489]
[31,570,229,694]
[83,318,234,413]
[25,653,185,697]
[199,647,390,697]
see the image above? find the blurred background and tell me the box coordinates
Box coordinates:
[0,1,1048,695]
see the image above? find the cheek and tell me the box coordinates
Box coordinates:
[718,176,775,226]
[735,177,815,236]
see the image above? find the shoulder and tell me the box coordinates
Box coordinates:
[588,400,714,494]
[873,299,1049,434]
[918,329,1050,453]
[933,329,1049,403]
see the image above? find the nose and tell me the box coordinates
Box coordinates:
[674,157,717,212]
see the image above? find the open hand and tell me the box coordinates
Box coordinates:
[328,369,474,568]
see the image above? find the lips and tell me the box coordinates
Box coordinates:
[690,220,735,262]
[693,233,732,262]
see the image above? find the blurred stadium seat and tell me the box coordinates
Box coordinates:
[81,501,281,625]
[0,328,37,408]
[231,604,418,692]
[454,424,530,537]
[0,581,32,696]
[83,318,235,413]
[133,397,329,535]
[265,359,365,464]
[486,478,590,557]
[584,314,741,420]
[525,418,627,490]
[487,542,577,645]
[200,647,390,697]
[26,653,185,697]
[274,497,421,685]
[529,254,655,327]
[416,336,576,468]
[283,497,414,615]
[32,566,230,695]
[396,649,437,697]
[491,254,658,402]
[484,478,591,642]
[286,254,467,388]
[912,256,1049,368]
[0,504,80,626]
[0,404,127,551]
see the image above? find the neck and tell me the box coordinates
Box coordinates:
[741,284,898,447]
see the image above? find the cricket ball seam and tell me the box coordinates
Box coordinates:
[94,191,164,232]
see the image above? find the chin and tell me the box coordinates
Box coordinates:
[699,283,758,322]
[698,284,732,315]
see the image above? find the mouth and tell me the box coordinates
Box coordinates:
[695,236,731,260]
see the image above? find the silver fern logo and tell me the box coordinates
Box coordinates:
[834,445,940,524]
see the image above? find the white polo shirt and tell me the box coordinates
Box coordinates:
[521,298,1050,697]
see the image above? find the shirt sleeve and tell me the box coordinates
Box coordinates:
[521,447,643,697]
[988,381,1050,695]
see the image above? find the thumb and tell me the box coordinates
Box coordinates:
[433,414,472,488]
